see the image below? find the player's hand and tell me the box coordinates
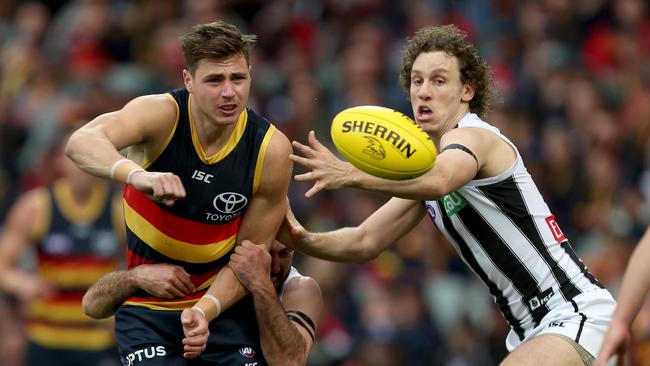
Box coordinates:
[130,170,186,206]
[181,307,209,359]
[13,273,53,303]
[229,240,272,292]
[133,264,195,299]
[277,205,310,251]
[291,131,355,197]
[595,319,630,366]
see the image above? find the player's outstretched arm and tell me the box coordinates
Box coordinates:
[183,129,292,356]
[83,264,195,319]
[280,197,426,263]
[595,227,650,366]
[291,129,481,200]
[229,240,323,366]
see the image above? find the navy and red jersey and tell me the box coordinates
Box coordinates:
[123,88,276,310]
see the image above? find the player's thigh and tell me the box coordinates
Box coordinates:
[500,333,588,366]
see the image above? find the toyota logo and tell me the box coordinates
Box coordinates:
[213,192,248,214]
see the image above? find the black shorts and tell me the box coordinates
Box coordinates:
[25,340,121,366]
[115,296,266,366]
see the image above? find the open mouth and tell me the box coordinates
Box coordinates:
[219,104,238,114]
[417,105,433,120]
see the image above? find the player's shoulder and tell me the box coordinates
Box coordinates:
[285,275,322,299]
[125,93,178,116]
[264,126,292,159]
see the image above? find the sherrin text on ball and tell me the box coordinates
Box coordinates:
[330,106,437,180]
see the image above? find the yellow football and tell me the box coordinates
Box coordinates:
[330,106,437,180]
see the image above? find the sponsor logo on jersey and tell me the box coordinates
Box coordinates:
[239,347,255,358]
[425,203,437,220]
[191,169,214,183]
[42,233,74,255]
[545,215,567,244]
[213,192,248,214]
[124,346,166,365]
[527,288,554,311]
[442,192,468,217]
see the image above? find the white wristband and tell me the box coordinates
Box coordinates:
[191,306,206,319]
[126,168,146,185]
[110,159,130,180]
[204,294,222,317]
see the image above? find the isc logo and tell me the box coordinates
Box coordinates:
[192,170,213,183]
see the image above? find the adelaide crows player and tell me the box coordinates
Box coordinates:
[66,21,292,365]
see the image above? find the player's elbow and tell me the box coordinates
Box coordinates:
[352,238,384,264]
[64,130,85,161]
[82,293,108,319]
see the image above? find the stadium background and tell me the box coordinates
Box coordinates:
[1,0,650,365]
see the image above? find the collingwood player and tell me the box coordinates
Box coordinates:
[282,25,614,366]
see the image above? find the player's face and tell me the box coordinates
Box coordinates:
[409,51,474,137]
[184,53,251,126]
[269,240,293,289]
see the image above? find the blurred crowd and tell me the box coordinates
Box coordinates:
[2,0,650,365]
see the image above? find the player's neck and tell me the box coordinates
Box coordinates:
[192,115,238,157]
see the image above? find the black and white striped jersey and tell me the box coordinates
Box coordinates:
[424,113,604,341]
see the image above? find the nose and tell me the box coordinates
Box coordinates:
[271,259,281,274]
[416,81,432,100]
[221,81,235,98]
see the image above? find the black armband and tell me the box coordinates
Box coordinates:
[442,143,479,170]
[286,310,316,341]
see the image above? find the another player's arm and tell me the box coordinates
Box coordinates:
[83,264,195,319]
[0,190,51,301]
[595,227,650,365]
[259,277,323,366]
[189,130,292,319]
[293,128,484,200]
[282,197,426,263]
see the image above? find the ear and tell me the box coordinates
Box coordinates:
[461,83,475,103]
[183,69,193,93]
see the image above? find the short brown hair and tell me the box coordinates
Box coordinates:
[399,25,496,117]
[180,20,257,75]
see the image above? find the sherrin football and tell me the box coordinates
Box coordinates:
[330,106,437,180]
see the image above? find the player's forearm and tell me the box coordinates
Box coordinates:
[195,266,248,321]
[83,270,139,319]
[253,285,307,366]
[0,268,31,295]
[348,169,446,201]
[611,231,650,325]
[65,127,141,183]
[297,227,380,263]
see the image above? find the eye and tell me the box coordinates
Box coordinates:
[412,78,423,86]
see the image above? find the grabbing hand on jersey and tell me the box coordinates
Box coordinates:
[291,131,354,197]
[132,264,195,299]
[130,171,186,207]
[229,240,272,291]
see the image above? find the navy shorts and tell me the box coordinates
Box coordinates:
[115,296,266,366]
[25,340,121,366]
